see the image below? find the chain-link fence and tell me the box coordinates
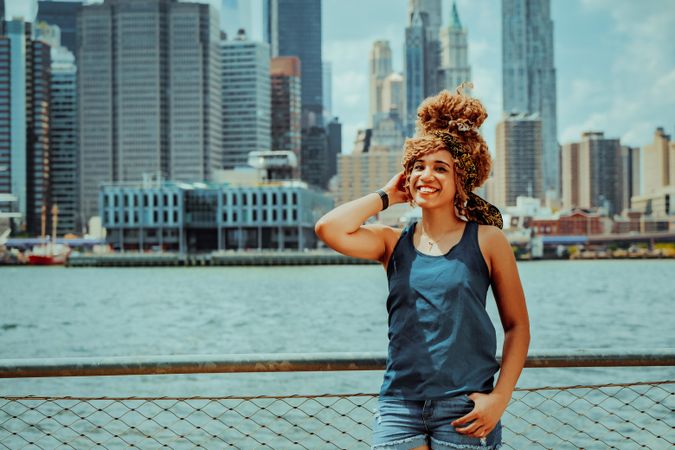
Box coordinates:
[1,352,673,449]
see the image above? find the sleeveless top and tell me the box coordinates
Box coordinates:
[380,220,500,400]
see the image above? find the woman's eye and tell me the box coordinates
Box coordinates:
[436,167,446,172]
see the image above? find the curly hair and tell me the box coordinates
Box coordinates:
[401,85,493,219]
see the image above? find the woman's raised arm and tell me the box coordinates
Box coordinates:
[314,171,408,263]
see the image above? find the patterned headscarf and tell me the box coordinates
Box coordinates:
[414,131,504,229]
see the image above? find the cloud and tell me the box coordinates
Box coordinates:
[560,0,675,147]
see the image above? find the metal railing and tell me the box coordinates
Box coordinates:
[1,350,673,449]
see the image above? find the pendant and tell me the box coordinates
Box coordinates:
[427,241,434,251]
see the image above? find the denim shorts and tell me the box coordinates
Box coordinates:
[372,395,502,449]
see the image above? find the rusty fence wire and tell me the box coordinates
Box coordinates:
[0,351,673,449]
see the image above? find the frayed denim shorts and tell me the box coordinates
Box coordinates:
[372,395,502,449]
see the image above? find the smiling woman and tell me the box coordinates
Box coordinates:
[315,86,530,449]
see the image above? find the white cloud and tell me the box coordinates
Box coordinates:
[563,0,675,147]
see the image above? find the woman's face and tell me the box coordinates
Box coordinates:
[408,149,456,209]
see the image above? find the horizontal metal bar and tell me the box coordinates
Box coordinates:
[0,349,673,379]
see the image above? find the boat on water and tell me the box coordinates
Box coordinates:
[27,205,71,266]
[28,242,71,265]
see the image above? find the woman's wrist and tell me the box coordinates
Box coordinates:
[375,189,389,211]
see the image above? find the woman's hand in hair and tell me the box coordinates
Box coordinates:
[381,171,409,206]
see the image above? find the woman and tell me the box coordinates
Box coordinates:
[315,86,530,450]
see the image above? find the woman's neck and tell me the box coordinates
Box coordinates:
[419,207,464,237]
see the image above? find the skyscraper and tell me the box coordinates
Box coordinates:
[404,10,426,137]
[221,30,270,169]
[502,0,558,197]
[439,1,471,91]
[326,117,342,183]
[0,19,51,235]
[78,0,222,223]
[37,1,81,58]
[36,21,79,234]
[577,132,623,215]
[494,113,542,207]
[642,127,674,194]
[301,126,328,189]
[561,142,580,211]
[620,145,640,210]
[266,0,322,128]
[270,56,301,174]
[322,60,332,122]
[369,40,393,127]
[404,0,442,136]
[381,72,404,118]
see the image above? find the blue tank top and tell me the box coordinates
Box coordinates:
[380,220,500,400]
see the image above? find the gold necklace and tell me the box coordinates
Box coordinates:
[420,226,460,252]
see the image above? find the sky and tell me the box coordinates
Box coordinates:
[8,0,674,155]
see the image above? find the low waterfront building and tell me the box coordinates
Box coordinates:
[99,180,333,253]
[612,210,672,234]
[631,185,674,221]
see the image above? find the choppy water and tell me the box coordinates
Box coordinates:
[0,260,674,397]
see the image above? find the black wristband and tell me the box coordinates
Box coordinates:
[375,189,389,211]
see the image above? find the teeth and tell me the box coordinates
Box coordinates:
[418,187,438,193]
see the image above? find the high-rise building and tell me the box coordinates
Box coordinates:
[494,113,542,207]
[266,0,322,128]
[322,60,332,122]
[621,145,640,211]
[221,30,270,169]
[326,117,342,184]
[37,1,81,58]
[336,150,411,226]
[369,40,393,127]
[502,0,558,196]
[0,19,51,235]
[300,127,328,189]
[270,56,301,175]
[407,0,442,36]
[404,0,442,135]
[78,0,222,223]
[381,72,404,118]
[404,10,426,136]
[439,1,471,91]
[36,21,79,234]
[352,129,372,155]
[370,110,406,154]
[642,127,674,194]
[577,132,623,215]
[561,142,580,211]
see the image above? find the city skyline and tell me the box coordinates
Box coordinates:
[11,0,673,155]
[323,0,675,155]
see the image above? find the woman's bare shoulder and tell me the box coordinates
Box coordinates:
[363,224,404,247]
[477,223,506,241]
[362,224,404,267]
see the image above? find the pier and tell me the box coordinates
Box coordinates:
[65,250,377,267]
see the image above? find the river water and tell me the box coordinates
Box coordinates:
[1,260,673,398]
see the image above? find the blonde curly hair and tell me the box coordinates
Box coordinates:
[401,85,493,219]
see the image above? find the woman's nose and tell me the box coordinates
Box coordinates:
[420,166,435,179]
